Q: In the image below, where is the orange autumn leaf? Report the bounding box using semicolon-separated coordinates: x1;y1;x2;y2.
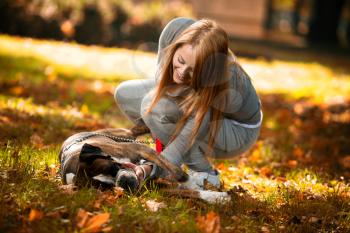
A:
296;192;305;201
93;200;101;209
83;212;110;233
28;209;44;221
339;155;350;169
76;209;90;229
113;187;125;198
293;147;304;158
81;104;90;115
60;20;75;37
260;166;272;177
196;211;220;233
95;190;123;207
287;160;298;168
250;149;261;162
276;176;287;182
9;86;24;95
215;163;228;172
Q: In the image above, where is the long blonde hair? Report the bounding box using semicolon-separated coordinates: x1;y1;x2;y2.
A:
147;19;232;155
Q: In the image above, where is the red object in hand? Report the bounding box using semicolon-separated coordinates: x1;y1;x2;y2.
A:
155;138;163;154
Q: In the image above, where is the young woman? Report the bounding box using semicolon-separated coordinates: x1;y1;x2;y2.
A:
114;17;263;189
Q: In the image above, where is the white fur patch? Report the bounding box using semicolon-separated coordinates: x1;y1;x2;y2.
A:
198;190;231;204
92;174;115;185
65;173;76;184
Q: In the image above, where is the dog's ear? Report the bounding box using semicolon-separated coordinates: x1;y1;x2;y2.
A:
79;143;106;164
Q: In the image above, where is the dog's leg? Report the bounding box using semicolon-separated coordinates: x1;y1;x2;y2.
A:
162;189;231;204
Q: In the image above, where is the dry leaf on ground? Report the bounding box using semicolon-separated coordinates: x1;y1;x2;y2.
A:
76;209;90;229
83;212;110;233
76;209;110;233
339;155;350;169
113;187;125;198
28;209;44;221
196;211;220;233
58;184;77;195
30;133;44;148
145;200;167;212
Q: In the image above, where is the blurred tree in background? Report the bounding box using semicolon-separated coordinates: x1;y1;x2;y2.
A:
0;0;193;49
1;0;349;49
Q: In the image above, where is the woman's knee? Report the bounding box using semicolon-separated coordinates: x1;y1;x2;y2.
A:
115;79;154;105
114;81;130;105
141;94;182;124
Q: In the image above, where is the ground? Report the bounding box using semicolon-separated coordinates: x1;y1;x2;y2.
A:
0;35;350;233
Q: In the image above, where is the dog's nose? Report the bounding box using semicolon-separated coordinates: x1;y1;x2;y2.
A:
116;169;138;192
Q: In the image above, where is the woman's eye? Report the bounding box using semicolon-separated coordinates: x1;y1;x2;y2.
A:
178;58;185;64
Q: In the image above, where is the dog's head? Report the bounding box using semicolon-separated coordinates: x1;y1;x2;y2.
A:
76;143;139;191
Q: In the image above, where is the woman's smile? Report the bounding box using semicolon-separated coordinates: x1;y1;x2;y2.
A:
175;70;185;82
172;44;195;84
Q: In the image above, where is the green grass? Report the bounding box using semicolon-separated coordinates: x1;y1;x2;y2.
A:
0;35;350;232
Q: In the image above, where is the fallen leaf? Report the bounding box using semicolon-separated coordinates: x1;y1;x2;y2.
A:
261;226;270;233
101;226;113;232
287;160;298;168
45;164;58;176
95;190;121;207
259;166;272;177
93;200;101;209
339;155;350;169
296;192;305;201
29;209;44;221
81;104;89;115
249;149;261;162
46;206;67;219
309;216;320;223
83;212;110;233
196;211;220;233
58;184;77;195
276;177;286;182
215;163;228;172
9;86;24;95
113;187;124;198
44;66;57;82
60;20;75;37
293;147;304;158
76;209;90;229
145;200;167;212
30;133;44;148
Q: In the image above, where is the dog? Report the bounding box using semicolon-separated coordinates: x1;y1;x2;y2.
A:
59;127;232;203
59;128;188;191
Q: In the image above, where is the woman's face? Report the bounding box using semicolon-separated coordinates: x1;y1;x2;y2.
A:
172;44;195;85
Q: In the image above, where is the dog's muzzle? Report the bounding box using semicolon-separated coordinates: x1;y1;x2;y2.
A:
115;168;139;191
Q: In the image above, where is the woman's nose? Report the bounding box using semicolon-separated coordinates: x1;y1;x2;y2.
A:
178;66;189;76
